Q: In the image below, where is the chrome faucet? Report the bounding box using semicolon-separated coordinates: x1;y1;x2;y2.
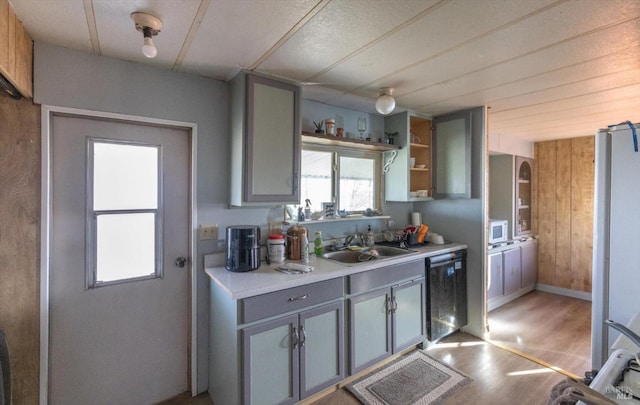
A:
344;233;364;247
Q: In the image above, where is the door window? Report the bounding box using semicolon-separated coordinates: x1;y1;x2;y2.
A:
86;139;162;287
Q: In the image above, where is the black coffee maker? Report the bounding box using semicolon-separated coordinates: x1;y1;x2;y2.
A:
225;225;261;272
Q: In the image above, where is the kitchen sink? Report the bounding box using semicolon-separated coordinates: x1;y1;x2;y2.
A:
321;245;417;265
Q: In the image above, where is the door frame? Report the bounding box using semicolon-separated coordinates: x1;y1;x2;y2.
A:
39;105;199;404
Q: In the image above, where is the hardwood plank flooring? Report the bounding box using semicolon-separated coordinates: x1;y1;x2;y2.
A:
488;290;592;376
311;333;567;405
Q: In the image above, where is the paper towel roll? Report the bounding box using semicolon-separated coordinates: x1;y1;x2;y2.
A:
411;212;422;226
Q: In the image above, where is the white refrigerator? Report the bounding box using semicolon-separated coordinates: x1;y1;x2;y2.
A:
592;122;640;368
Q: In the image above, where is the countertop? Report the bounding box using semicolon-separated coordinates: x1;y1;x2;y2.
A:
205;242;467;300
487;235;537;254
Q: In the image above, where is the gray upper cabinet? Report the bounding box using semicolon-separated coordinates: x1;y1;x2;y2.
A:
514;156;533;236
230;72;301;206
432;110;472;199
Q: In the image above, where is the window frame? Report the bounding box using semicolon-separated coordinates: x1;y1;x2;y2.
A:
301;144;382;213
85;138;164;289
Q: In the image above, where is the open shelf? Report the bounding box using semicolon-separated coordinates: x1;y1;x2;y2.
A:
302;131;401;152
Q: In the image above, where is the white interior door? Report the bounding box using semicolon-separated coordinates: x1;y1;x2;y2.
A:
49;114;191;404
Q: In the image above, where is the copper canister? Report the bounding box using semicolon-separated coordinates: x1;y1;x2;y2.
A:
286;224;307;260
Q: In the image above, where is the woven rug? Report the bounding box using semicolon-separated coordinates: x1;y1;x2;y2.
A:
346;351;472;405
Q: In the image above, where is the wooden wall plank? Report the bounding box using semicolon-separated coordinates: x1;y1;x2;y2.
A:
571;136;594;292
531;143;539;235
0;0;9;72
0;96;41;404
535;141;557;285
555;139;572;289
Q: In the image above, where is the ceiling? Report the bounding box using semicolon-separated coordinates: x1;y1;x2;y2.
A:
11;0;640;143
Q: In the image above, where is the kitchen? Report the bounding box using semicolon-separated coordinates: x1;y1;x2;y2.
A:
1;1;640;404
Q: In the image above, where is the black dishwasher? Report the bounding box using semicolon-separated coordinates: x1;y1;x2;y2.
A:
427;250;467;341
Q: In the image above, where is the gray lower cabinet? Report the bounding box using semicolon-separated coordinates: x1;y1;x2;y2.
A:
487;239;538;311
503;248;521;296
209;277;343;405
348;260;425;374
488;252;503;300
520;240;538;288
242;301;344;404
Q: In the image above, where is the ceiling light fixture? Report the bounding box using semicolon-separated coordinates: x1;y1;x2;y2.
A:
131;12;162;59
375;87;396;115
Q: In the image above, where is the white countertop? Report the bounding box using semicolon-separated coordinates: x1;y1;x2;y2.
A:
205;242;467;300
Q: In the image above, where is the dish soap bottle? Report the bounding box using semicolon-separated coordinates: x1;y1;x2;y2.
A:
314;231;323;256
366;225;375;247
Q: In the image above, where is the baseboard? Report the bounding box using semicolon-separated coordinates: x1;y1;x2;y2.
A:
535;283;592;301
488;286;534;312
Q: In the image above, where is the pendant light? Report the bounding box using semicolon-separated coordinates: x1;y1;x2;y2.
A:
131;12;162;59
375;87;396;115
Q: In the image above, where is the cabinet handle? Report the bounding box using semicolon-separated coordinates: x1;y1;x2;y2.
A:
299;325;306;347
292;327;299;349
292;173;298;193
289;294;309;302
392;297;398;313
386;296;393;314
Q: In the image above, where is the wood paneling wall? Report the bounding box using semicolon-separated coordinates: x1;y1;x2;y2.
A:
0;95;40;403
532;136;594;292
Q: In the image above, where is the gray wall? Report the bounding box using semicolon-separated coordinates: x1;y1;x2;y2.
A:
34;42;268;394
415;106;487;337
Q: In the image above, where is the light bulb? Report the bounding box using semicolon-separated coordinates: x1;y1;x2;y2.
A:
142;36;157;58
375;94;396;115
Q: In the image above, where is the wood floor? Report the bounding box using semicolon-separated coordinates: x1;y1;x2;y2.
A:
310;332;568;405
488;290;592;377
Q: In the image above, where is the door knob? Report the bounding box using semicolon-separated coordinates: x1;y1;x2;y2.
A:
175;257;188;268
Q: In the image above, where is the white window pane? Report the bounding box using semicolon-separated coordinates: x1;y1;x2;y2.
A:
93;142;159;210
340;156;375;211
301;150;332;206
96;213;156;283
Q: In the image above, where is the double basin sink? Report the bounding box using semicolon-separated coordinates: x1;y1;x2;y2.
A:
321;245;417;266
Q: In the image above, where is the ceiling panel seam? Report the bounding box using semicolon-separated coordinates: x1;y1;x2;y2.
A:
343;0;571;98
402;15;640;106
172;0;212;72
83;0;100;54
248;0;332;71
417;44;640;110
489;81;640;115
302;0;452;83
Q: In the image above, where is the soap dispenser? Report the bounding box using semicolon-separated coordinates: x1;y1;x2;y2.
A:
365;225;375;247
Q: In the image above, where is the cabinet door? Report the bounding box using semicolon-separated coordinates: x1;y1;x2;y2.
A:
242;314;299;405
392;278;426;352
432;110;472;199
488;252;504;299
299;301;344;399
245;74;301;203
348;289;391;374
514;156;533;236
521;241;538;288
503;248;522;296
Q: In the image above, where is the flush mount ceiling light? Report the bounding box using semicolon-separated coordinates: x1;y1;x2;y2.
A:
375;87;396;115
131;12;162;58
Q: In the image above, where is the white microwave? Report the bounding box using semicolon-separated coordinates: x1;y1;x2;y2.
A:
489;219;508;243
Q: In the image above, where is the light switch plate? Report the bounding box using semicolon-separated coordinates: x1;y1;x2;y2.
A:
200;225;218;240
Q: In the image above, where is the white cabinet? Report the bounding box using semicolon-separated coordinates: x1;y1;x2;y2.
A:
487;240;538;311
230;72;301;206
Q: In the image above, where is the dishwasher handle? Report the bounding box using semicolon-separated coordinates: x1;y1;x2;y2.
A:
429;251;465;266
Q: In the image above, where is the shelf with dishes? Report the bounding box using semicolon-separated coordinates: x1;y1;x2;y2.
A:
301;131;401;152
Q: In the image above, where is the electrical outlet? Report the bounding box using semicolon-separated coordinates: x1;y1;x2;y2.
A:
200;225;218;241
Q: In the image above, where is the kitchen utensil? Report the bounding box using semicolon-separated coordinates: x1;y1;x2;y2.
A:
410;157;416;168
415;164;426;168
409;191;418;198
417;224;429;244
